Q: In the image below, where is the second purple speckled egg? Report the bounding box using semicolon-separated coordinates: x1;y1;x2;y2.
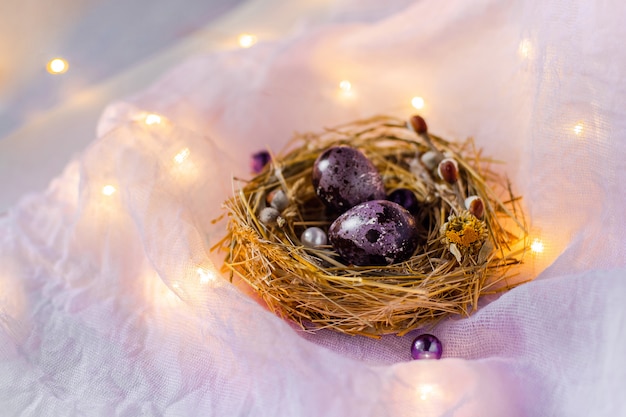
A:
312;146;385;213
328;200;419;266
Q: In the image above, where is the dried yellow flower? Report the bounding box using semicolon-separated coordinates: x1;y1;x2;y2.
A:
440;210;488;262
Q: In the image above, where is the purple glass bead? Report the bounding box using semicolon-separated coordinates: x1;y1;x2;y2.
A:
388;188;420;215
411;334;442;360
251;150;271;173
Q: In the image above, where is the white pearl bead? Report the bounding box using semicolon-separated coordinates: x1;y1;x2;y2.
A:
301;227;328;248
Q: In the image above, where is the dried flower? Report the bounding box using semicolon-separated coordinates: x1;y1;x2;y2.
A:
440;210;488;262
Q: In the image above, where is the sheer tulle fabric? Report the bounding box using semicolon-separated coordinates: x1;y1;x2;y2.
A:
1;0;625;415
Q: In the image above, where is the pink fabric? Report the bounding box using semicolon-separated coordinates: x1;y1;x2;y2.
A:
2;0;626;415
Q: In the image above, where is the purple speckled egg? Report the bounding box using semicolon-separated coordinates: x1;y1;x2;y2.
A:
328;200;419;266
312;146;385;213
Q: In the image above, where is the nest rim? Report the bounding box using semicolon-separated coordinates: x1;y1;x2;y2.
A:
218;115;529;337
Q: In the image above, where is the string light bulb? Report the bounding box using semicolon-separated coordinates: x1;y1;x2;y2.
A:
530;238;544;254
46;58;69;74
101;185;116;196
238;33;257;48
144;114;162;126
417;384;436;401
518;39;532;59
197;267;217;284
337;80;355;100
573;122;584;136
173;148;190;164
339;80;352;92
411;96;425;110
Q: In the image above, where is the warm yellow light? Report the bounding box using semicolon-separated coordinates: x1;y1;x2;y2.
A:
573;122;584;136
518;39;532;58
411;96;425;110
197;267;217;284
46;58;69;74
530;238;544;254
173;148;190;164
101;185;116;196
418;384;436;401
339;80;352;92
238;33;257;48
145;114;162;125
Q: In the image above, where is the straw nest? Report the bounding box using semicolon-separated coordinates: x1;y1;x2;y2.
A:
217;115;528;337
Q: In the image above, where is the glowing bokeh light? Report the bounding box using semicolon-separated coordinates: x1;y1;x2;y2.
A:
530;238;544;254
197;267;217;284
573;122;584;136
411;96;425;110
518;39;532;58
339;80;352;92
144;114;162;125
101;185;116;196
173;148;190;164
238;33;258;48
46;58;69;74
417;384;436;401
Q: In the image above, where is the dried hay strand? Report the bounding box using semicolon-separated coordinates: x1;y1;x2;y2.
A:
217;115;528;337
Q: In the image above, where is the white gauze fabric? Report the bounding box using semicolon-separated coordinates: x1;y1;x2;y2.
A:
1;0;626;416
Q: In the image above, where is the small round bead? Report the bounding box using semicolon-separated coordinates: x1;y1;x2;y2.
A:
408;115;428;135
251;150;271;174
411;334;442;360
387;188;420;215
301;227;328;248
437;158;459;184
